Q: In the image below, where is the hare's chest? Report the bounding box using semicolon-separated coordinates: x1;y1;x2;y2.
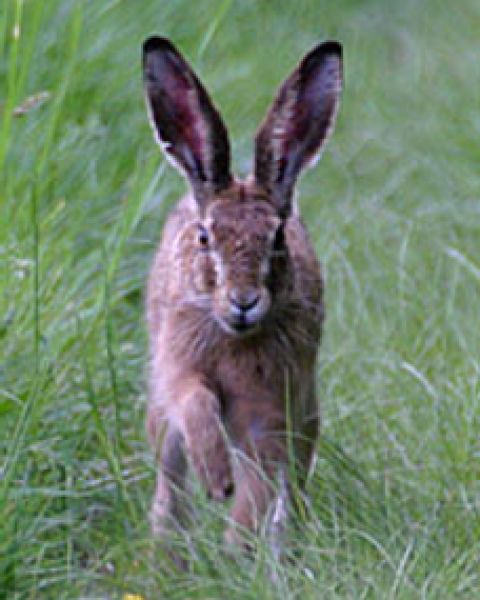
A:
215;344;288;410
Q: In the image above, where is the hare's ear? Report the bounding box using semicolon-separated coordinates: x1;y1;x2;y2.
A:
254;41;342;217
143;37;232;209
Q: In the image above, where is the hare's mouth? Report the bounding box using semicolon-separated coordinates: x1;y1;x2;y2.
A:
216;314;260;338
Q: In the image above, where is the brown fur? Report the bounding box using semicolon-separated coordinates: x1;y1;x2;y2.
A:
142;36;342;551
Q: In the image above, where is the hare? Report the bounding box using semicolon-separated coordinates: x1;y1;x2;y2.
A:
142;36;342;551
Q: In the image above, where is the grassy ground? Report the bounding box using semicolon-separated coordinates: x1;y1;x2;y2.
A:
1;0;480;597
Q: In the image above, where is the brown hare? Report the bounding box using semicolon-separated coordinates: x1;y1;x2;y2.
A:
142;36;342;552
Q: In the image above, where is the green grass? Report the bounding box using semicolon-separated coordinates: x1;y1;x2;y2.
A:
1;0;480;597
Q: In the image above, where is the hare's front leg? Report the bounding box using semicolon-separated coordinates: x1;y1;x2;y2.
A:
178;380;234;501
150;423;187;536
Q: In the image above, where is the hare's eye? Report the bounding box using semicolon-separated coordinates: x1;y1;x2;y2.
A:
197;225;209;248
273;224;285;252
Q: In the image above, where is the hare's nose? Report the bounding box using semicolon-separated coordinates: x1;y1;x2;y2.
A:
229;288;260;312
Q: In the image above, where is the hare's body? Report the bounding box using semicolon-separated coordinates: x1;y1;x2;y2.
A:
142;37;342;549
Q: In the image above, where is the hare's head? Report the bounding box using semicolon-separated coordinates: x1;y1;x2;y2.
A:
143;37;342;336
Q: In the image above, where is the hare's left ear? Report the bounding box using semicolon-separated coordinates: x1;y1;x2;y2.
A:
143;37;232;210
254;41;342;217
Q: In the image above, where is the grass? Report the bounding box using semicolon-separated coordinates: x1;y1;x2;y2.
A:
1;0;479;597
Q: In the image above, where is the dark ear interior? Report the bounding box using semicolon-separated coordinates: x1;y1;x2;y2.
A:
143;37;232;207
254;41;343;217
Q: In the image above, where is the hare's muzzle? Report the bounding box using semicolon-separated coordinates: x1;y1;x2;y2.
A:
218;286;270;336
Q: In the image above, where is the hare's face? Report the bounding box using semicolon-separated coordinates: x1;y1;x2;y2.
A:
192;193;286;337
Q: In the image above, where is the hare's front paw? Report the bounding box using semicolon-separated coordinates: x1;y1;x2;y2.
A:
182;386;234;500
189;424;234;501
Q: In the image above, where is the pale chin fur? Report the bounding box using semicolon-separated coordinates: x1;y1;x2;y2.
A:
214;314;261;338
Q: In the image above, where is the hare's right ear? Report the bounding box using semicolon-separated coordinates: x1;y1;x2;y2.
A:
143;37;232;209
254;41;342;218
